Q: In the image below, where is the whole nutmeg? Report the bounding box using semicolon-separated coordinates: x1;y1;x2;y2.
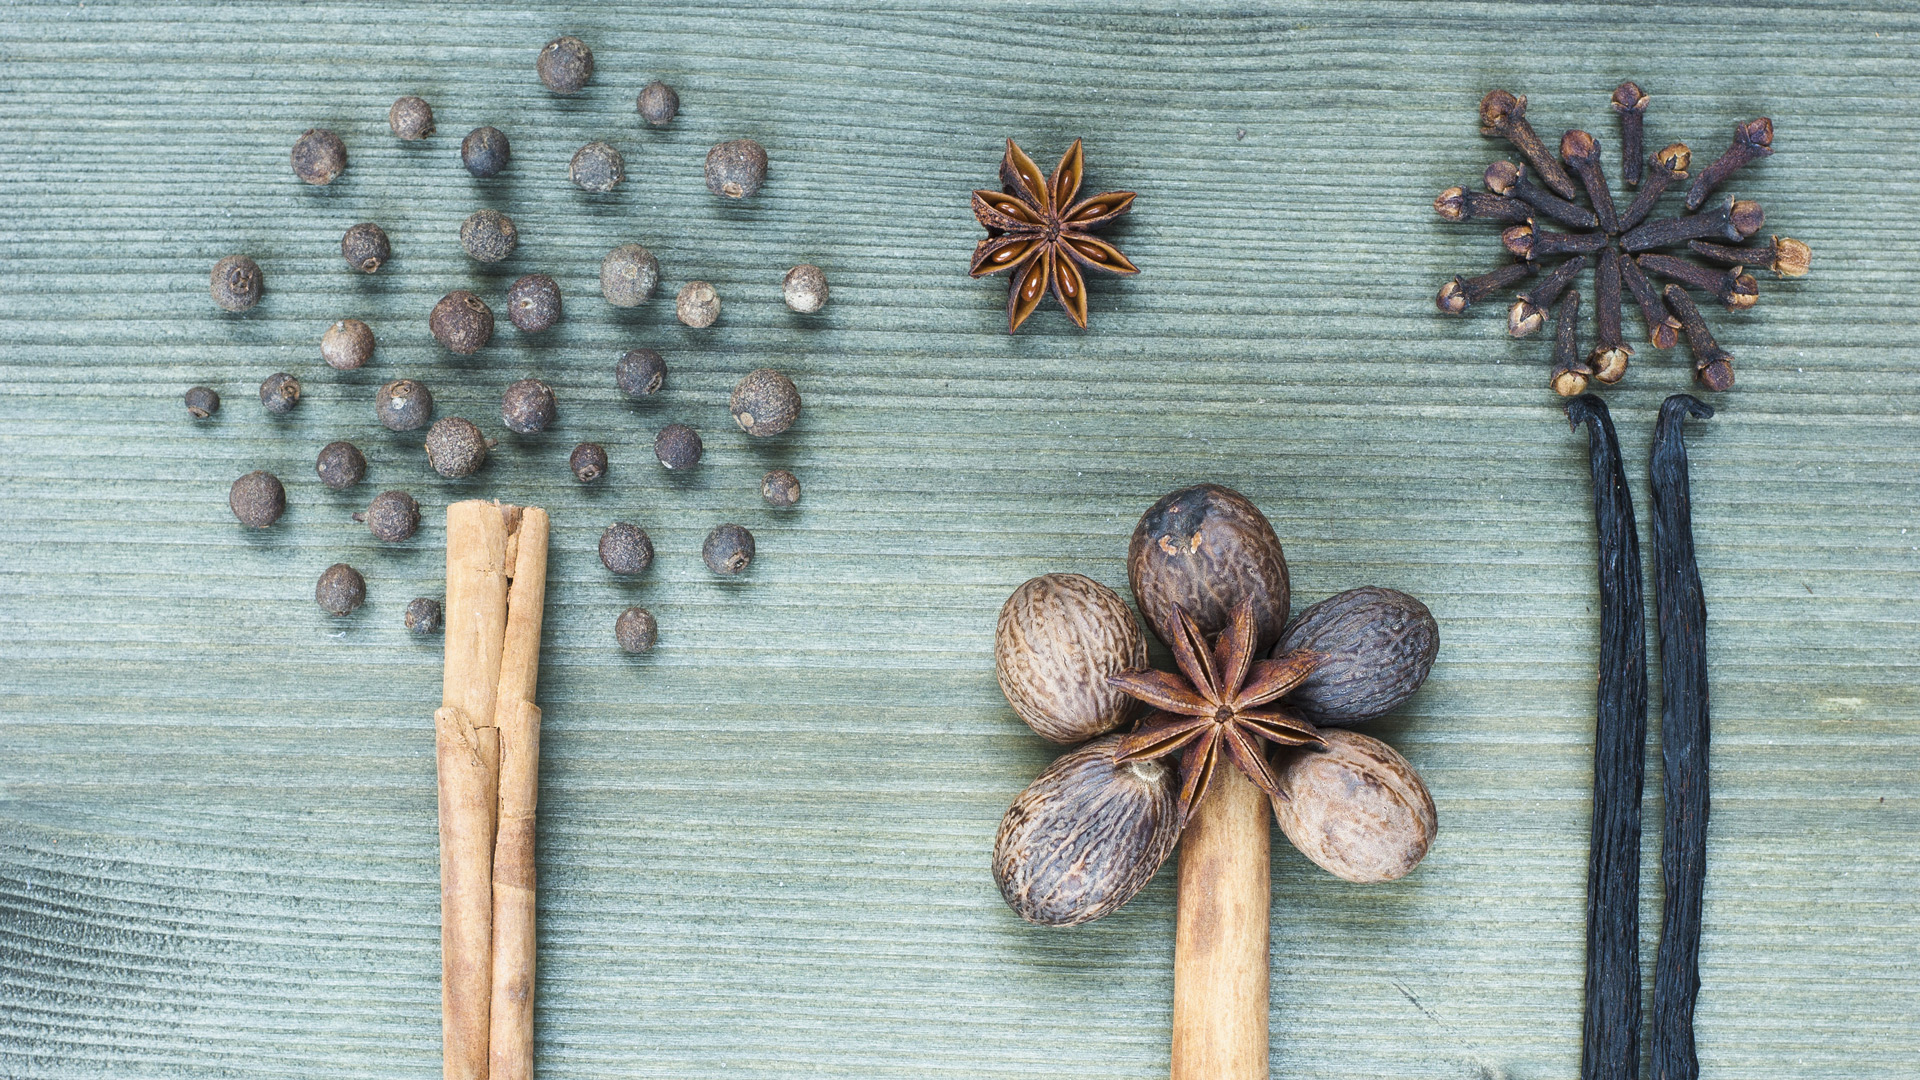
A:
616;348;666;398
210;254;262;312
376;378;433;432
705;138;767;198
600;243;659;307
995;574;1146;744
389;96;434;140
1271;728;1437;883
315;563;367;616
537;35;593;94
783;264;829;313
636;81;678;126
424;417;490;478
321;318;375;370
460;209;517;263
500;378;557;435
430;290;494;354
355;489;420;543
570;141;625;193
675;281;720;327
291;128;346;185
729;368;800;436
506;274;561;332
1275;587;1439;726
1129;483;1290;654
992;735;1180;927
340;222;390;273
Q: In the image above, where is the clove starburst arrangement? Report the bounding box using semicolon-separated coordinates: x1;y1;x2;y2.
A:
1434;85;1811;395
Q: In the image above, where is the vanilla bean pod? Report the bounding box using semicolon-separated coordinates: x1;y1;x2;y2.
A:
1649;394;1714;1080
1565;394;1647;1080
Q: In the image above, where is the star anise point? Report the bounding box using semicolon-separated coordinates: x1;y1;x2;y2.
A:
971;138;1137;333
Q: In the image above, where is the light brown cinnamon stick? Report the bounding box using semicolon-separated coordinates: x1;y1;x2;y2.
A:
489;507;548;1080
1172;765;1270;1080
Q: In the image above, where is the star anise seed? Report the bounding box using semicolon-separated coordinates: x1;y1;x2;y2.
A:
970;138;1138;333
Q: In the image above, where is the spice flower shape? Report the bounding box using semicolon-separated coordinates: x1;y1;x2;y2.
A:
970;138;1137;333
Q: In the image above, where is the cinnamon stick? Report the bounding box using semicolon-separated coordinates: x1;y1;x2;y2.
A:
490;508;549;1080
1172;766;1270;1080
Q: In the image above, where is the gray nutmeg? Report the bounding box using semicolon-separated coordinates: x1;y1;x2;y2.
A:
1273;587;1438;726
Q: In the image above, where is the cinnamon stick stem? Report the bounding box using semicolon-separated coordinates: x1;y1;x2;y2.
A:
1172;765;1270;1080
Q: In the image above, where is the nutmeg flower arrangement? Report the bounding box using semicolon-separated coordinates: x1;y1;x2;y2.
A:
992;483;1440;1077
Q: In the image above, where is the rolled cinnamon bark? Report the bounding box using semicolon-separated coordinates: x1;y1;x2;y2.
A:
1172;766;1270;1080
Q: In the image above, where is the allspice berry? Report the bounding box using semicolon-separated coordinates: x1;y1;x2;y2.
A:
761;469;800;507
259;372;301;415
1128;483;1291;653
389;96;435;140
291;128;346;185
506;274;561;332
636;81;678;126
599;522;654;575
210;255;262;312
569;141;625;193
702;523;754;575
376;379;433;432
537;35;593;94
315;563;367;616
315;440;367;490
615;607;658;652
404;597;443;635
569;442;608;483
430;290;494;354
462;126;510;178
783;264;829;313
500;378;557;435
1271;729;1437;884
615;348;666;398
600;243;659;307
355;489;421;542
424;417;490;478
321;319;375;371
994;573;1147;744
705;138;767;198
675;281;720;327
229;470;286;528
459;209;517;263
340;222;390;273
729;368;800;436
184;386;221;419
654;423;702;470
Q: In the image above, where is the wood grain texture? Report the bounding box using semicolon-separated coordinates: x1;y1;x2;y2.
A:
1;2;1917;1078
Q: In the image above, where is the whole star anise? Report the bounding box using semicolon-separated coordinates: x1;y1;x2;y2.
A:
1108;597;1324;825
970;138;1138;333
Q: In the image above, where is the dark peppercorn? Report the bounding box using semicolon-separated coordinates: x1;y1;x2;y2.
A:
260;372;302;415
600;243;659;307
637;81;678;126
430;290;494;354
355;489;421;542
459;209;517;263
291;128;347;185
705;138;767;198
340;222;390;273
210;254;262;312
424;417;491;478
537;36;593;94
506;274;561;332
500;378;557;435
616;348;666;398
569;442;608;483
615;607;658;652
315;440;367;490
762;469;801;507
702;523;755;575
321;318;375;370
730;368;801;436
229;470;286;528
570;141;625;193
675;281;720;327
462;126;511;178
405;596;443;634
783;264;829;312
390;96;435;140
599;522;654;575
376;378;434;431
315;563;367;616
654;423;702;470
184;386;221;419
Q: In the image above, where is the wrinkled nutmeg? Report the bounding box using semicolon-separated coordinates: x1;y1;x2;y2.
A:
1275;587;1439;726
1128;483;1290;653
1270;728;1437;884
992;735;1180;927
995;573;1146;744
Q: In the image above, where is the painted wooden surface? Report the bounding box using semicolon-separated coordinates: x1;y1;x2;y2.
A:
2;3;1916;1077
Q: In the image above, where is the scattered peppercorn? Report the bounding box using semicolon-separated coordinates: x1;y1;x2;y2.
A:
636;81;678;126
405;596;443;635
430;290;494;354
615;348;666;398
569;442;608;482
339;222;390;274
315;563;367;616
675;281;720;327
389;96;435;140
462;126;511;178
730;368;801;436
615;606;658;652
321;318;375;371
702;523;755;575
355;489;421;542
705;138;767;198
259;372;302;415
291;128;347;185
210;254;262;312
376;378;434;431
424;417;490;478
537;35;593;94
500;378;557;435
654;423;702;470
600;243;659;307
599;522;654;575
459;209;518;263
315;440;367;490
184;386;220;420
782;264;829;313
506;274;561;332
569;141;625;193
761;469;800;507
229;470;286;528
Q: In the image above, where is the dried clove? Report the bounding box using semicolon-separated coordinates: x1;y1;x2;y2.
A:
1484;160;1597;230
1619;252;1683;350
1622;195;1763;253
1480;90;1578;199
1590;247;1631;385
1611;82;1650;188
1436;261;1534;315
1663;285;1735;392
1502;222;1608;261
1508;254;1587;338
1559;130;1619;234
1686;118;1772;212
1618;143;1690;233
1637;253;1758;311
1434;186;1533;224
1548;290;1589;397
1688;236;1811;278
